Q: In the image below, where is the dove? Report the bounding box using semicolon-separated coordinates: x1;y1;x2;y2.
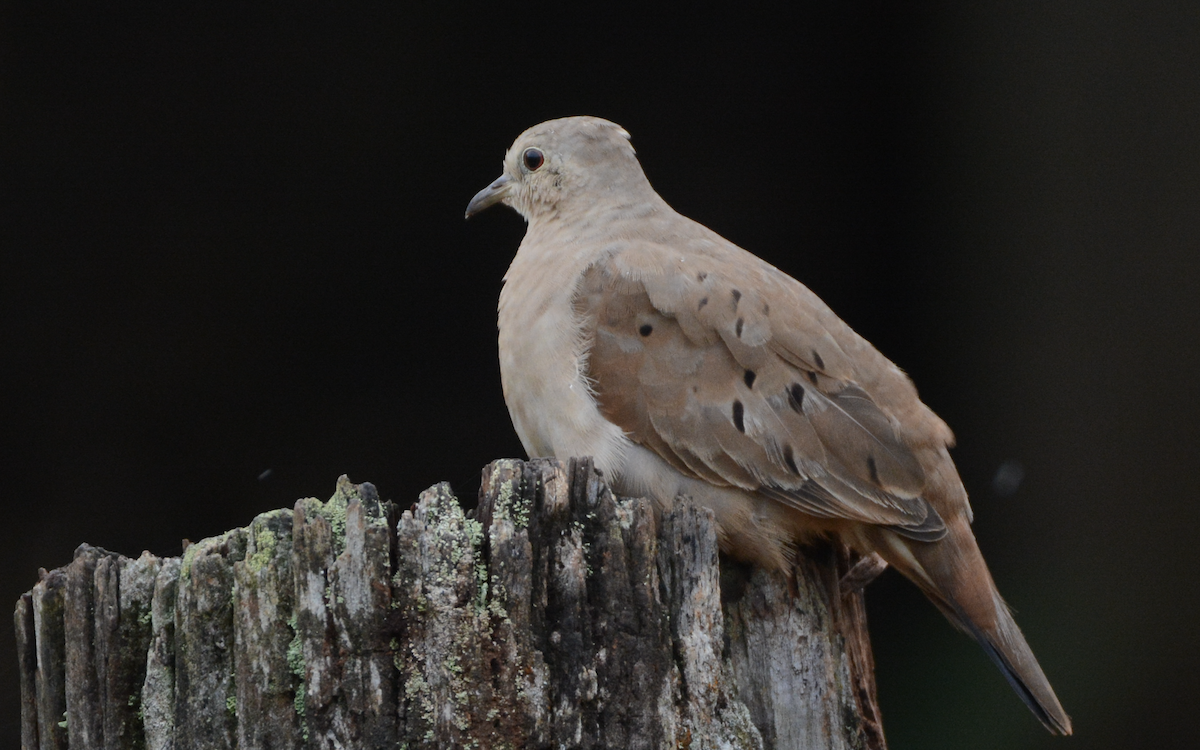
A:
465;116;1071;735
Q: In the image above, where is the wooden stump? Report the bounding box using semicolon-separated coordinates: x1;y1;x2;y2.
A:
14;458;885;750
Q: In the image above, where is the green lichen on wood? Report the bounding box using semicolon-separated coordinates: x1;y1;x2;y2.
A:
179;528;247;583
464;517;490;612
487;469;531;529
178;540;199;584
296;492;348;556
285;612;308;740
294;476;374;558
394;483;501;745
245;517;281;574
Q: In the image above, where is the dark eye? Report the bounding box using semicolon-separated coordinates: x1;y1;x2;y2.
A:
523;148;544;171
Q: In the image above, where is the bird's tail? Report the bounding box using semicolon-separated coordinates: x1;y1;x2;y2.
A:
871;521;1073;735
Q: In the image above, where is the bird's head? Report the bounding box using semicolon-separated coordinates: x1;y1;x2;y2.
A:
465;116;656;223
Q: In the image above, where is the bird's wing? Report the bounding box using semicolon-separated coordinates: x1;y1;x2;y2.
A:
574;237;949;540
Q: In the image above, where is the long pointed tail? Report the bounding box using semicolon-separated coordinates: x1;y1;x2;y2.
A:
953;590;1072;734
871;521;1073;735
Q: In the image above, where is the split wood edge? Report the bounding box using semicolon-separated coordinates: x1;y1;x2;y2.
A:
15;458;885;750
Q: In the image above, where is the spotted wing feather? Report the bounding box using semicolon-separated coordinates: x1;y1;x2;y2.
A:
576;241;948;540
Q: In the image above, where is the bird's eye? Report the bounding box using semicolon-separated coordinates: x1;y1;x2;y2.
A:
523;148;544;171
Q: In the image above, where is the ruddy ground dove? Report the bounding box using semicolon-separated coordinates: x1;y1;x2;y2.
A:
466;116;1070;735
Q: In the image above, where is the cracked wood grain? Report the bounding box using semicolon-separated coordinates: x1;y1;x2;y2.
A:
16;459;885;750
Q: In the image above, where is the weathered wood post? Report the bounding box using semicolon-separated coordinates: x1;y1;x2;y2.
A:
15;458;886;749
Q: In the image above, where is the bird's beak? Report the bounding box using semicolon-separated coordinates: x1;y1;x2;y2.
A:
465;174;513;219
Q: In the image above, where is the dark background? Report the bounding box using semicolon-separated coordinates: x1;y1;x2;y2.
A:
3;2;1197;747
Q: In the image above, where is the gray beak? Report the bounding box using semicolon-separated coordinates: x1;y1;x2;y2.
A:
464;174;513;219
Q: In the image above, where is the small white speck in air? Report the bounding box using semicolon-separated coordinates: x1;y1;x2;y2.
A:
992;460;1025;497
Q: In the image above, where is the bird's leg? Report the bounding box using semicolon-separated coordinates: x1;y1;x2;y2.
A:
839;552;889;595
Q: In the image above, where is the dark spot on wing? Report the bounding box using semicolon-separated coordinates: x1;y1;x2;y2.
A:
807;371;818;385
639;324;653;337
812;350;825;370
731;289;742;309
743;370;756;388
784;445;800;475
735;317;744;338
698;297;708;310
867;455;881;486
732;401;745;433
788;383;805;412
698;271;708;282
762;303;770;315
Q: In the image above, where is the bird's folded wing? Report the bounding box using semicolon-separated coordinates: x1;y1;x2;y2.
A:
574;240;947;540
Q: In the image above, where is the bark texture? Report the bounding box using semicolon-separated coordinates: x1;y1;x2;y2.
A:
15;458;885;750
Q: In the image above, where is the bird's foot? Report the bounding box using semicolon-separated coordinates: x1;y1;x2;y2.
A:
839;552;888;595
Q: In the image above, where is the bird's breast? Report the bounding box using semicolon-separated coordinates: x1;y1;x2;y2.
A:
497;234;630;476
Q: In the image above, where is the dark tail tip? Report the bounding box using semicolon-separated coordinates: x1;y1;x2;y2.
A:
956;598;1072;735
976;634;1073;735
